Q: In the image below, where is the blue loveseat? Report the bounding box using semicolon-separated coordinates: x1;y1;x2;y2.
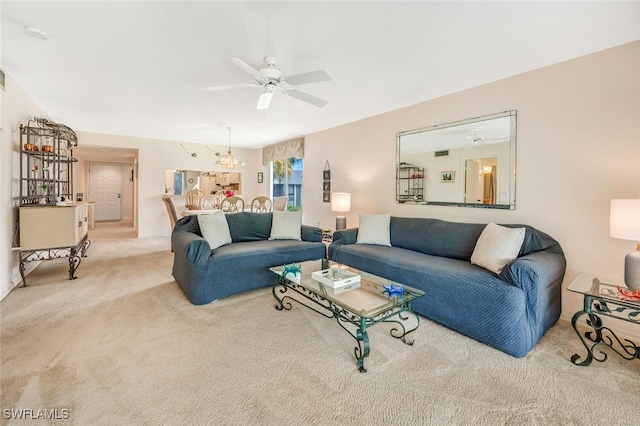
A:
172;213;326;305
328;217;566;358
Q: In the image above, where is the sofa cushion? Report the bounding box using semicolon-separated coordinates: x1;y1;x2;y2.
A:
471;222;525;274
225;212;272;242
356;213;391;246
212;239;323;265
388;217;559;261
197;211;232;249
270;211;302;240
390;217;485;260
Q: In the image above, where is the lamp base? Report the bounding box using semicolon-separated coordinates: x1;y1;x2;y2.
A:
336;216;346;231
624;250;640;290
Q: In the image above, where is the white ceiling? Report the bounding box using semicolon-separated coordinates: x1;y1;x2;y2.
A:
2;1;639;150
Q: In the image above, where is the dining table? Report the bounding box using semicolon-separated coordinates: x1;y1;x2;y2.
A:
180;209;221;217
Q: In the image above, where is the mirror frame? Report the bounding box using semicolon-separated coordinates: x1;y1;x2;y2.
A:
396;110;517;209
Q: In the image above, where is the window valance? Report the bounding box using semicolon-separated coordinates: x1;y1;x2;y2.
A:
262;138;304;165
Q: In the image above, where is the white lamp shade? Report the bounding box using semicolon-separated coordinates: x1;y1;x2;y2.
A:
331;192;351;213
610;199;640;241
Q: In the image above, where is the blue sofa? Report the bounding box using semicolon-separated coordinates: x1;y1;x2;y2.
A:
328;217;566;358
172;213;326;305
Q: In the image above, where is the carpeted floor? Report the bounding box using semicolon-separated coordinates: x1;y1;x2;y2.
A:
1;236;639;425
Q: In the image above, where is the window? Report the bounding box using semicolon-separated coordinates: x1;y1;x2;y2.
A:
272;157;303;211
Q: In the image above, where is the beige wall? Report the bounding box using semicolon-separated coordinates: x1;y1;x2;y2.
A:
75;131;263;239
303;41;640;326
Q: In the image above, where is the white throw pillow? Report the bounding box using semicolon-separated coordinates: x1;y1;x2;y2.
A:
356;213;391;246
270;211;302;240
198;211;232;250
471;222;526;275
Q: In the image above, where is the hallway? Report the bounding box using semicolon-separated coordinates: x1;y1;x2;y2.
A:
88;220;136;241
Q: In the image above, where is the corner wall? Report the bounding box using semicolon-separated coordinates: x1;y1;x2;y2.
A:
302;41;640;325
1;73;49;300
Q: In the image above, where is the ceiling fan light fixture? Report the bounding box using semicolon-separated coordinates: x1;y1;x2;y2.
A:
215;127;244;169
257;84;275;110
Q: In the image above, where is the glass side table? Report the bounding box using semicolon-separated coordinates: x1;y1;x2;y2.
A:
568;273;640;366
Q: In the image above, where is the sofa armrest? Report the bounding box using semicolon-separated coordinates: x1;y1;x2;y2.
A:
172;230;212;265
499;250;566;329
500;251;565;291
301;225;323;242
331;228;358;245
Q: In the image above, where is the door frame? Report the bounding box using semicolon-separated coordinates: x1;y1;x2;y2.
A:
87;162;131;222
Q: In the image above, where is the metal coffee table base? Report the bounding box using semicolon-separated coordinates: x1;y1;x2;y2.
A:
273;276;420;373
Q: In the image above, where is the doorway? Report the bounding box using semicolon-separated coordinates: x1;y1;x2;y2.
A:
464;157;497;205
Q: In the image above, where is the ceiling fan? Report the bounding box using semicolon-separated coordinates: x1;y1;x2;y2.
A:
203;56;332;110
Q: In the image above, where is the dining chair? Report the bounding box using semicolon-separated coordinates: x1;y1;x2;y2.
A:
250;196;272;213
220;196;245;213
207;195;222;210
185;189;206;210
161;195;179;251
273;196;288;211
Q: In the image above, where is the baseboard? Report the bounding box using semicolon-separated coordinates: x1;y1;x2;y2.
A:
10;261;40;287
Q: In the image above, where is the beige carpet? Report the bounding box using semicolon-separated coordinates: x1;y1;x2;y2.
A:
1;236;639;425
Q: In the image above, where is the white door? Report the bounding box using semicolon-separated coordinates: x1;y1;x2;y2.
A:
90;164;122;221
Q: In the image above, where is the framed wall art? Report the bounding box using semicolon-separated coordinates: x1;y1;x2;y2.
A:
323;161;331;203
441;171;455;183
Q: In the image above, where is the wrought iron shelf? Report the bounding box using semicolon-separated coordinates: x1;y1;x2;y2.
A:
19;117;77;206
17;117;90;286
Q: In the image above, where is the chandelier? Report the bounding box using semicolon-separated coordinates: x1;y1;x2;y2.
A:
216;127;244;169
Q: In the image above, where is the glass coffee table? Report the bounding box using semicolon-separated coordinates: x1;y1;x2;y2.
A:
270;259;425;373
568;273;640;366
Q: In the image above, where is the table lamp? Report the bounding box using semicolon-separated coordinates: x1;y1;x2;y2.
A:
610;199;640;290
331;192;351;230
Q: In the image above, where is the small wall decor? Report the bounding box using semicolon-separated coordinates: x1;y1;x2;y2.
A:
257;172;263;183
323;161;331;203
441;171;455;183
180;143;197;158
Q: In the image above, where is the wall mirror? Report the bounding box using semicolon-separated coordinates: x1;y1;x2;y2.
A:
396;110;516;209
165;170;242;195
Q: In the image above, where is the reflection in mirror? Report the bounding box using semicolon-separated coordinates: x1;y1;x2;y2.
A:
397;110;516;209
165;170;242;195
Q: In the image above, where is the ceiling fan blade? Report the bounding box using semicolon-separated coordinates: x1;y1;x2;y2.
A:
286;89;328;108
202;83;259;91
226;56;264;79
257;90;274;110
285;70;332;86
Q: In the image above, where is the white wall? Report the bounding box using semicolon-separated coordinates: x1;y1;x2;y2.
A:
303;41;640;326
